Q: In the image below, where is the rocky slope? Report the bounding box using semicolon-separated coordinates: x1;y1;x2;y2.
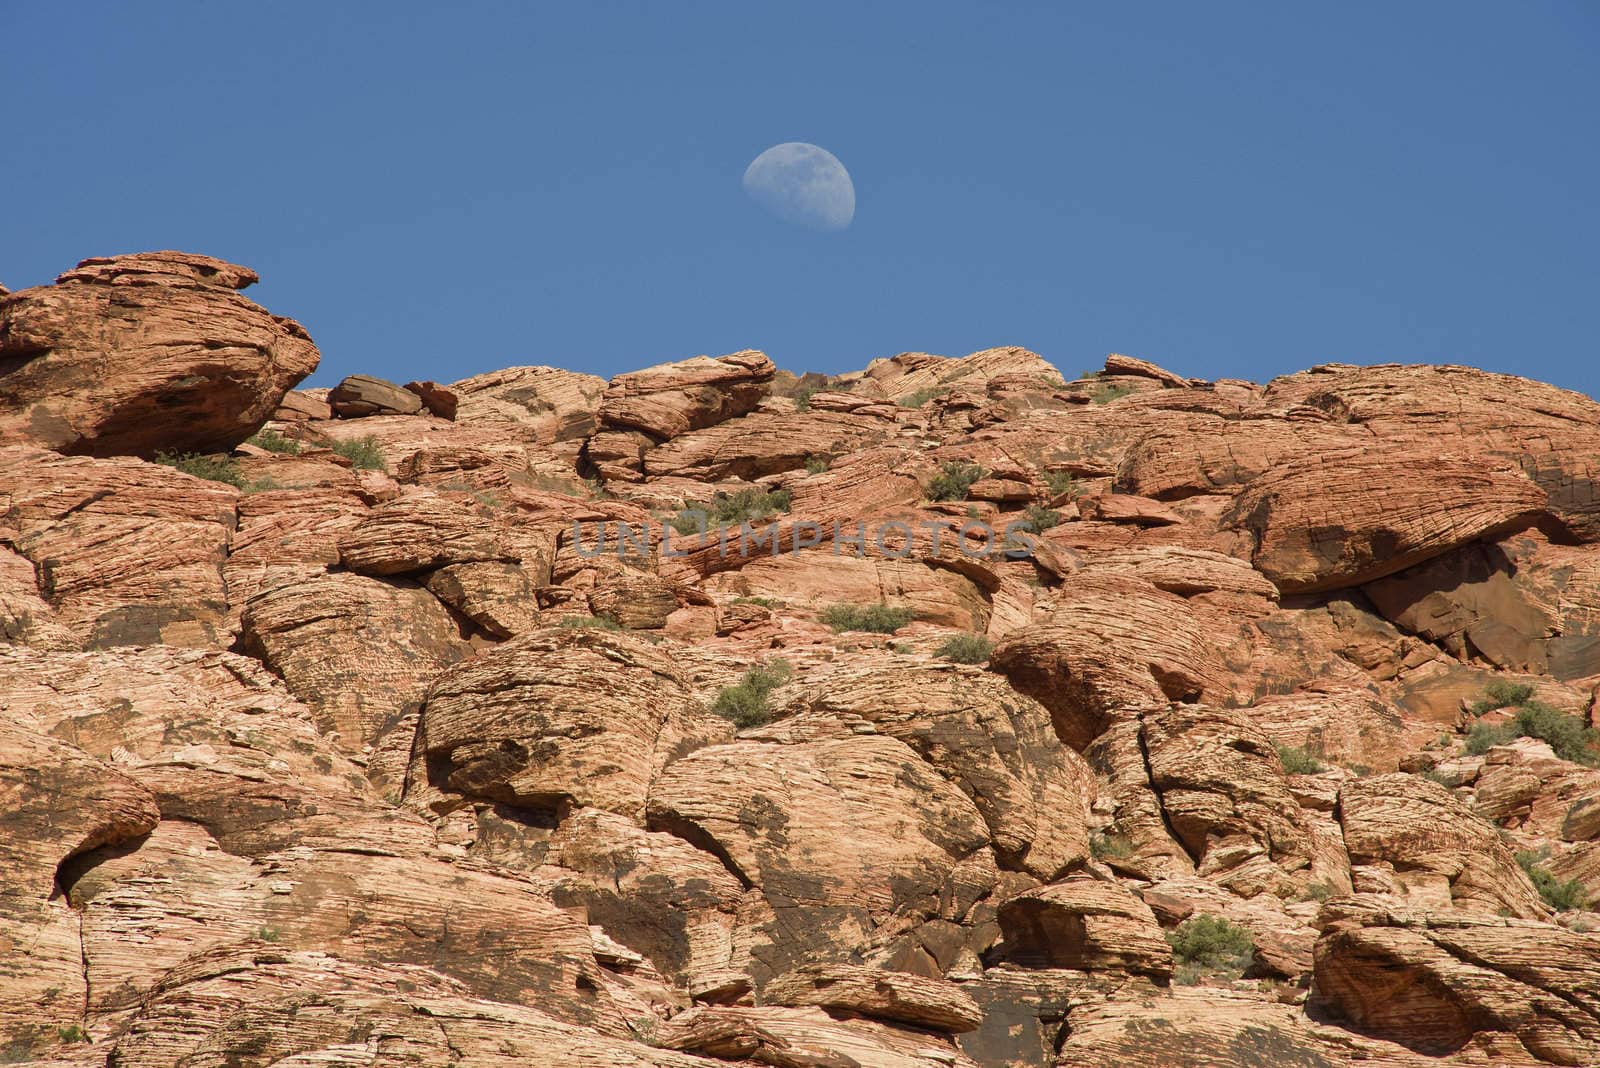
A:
4;251;1600;1066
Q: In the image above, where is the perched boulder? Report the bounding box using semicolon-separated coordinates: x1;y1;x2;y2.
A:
762;963;983;1033
599;349;775;441
328;373;425;417
996;876;1174;978
0;251;318;456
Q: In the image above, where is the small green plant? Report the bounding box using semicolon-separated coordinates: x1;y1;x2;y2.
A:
56;1025;88;1044
155;451;247;488
1090;830;1134;862
936;633;993;664
1077;368;1102;380
1012;505;1061;533
1516;848;1587;911
899;385;950;407
1297;881;1336;903
804;456;830;474
730;595;780;608
246;428;301;454
1043;469;1084;499
671;487;793;535
1469;680;1537;717
557;614;622;631
819;602;915;634
793;384;820;411
1276;745;1325;775
711;660;793;729
1166;915;1254;981
1091;383;1135;405
330;435;387;471
928;461;986;502
256;926;280;942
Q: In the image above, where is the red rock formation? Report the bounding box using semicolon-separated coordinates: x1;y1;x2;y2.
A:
0;252;318;455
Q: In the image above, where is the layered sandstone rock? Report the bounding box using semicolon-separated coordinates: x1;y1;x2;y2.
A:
599;349;775;441
0;251;318;455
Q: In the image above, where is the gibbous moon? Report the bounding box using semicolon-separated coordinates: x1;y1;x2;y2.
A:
742;143;855;231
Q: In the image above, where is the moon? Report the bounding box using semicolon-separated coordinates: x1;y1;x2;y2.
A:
742;143;855;231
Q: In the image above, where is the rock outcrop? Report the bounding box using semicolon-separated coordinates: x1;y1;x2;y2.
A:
6;288;1600;1067
0;252;318;456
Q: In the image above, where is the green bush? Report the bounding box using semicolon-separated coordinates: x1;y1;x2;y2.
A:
1276;745;1325;775
1516;848;1587;911
804;456;830;474
1465;721;1514;755
898;385;949;407
1298;881;1336;903
1043;469;1084;499
936;633;993;663
1012;505;1061;533
557;615;622;631
1513;701;1599;765
1077;369;1102;380
1090;831;1133;861
1462;700;1599;764
731;596;780;608
155;451;247;488
1469;680;1536;717
330;435;387;471
56;1026;88;1044
711;660;793;729
671;487;792;535
1166;915;1254;979
1091;383;1134;405
928;461;985;502
246;428;301;454
792;383;821;412
819;603;914;634
256;926;280;942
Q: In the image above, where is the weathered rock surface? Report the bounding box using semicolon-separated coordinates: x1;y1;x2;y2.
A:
600;349;775;441
0;251;318;456
10;301;1600;1066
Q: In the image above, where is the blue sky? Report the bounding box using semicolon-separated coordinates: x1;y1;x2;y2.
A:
6;2;1598;396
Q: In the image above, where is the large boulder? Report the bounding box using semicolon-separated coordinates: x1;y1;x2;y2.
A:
599;349;775;442
1225;448;1549;594
0;251;318;456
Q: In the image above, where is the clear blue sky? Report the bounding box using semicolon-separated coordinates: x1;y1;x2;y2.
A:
6;2;1597;396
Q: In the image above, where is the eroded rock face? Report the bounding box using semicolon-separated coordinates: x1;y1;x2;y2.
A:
0;446;236;649
12;316;1600;1066
0;252;318;456
1314;897;1600;1063
418;630;729;822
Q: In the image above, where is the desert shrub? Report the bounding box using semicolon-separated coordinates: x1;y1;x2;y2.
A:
1462;699;1599;764
1077;369;1102;380
1091;383;1134;405
1043;469;1084;499
731;595;780;608
804;456;830;474
1516;848;1587;911
711;660;793;729
1276;745;1325;775
1465;721;1515;755
246;428;301;454
899;386;950;407
1166;915;1254;979
928;461;985;502
819;603;914;634
936;633;993;663
330;435;387;471
56;1026;88;1044
1012;505;1061;533
671;487;792;535
1297;881;1336;903
1512;701;1600;765
1469;680;1536;716
793;383;819;411
155;451;246;488
1090;830;1133;861
556;615;621;631
256;926;280;942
